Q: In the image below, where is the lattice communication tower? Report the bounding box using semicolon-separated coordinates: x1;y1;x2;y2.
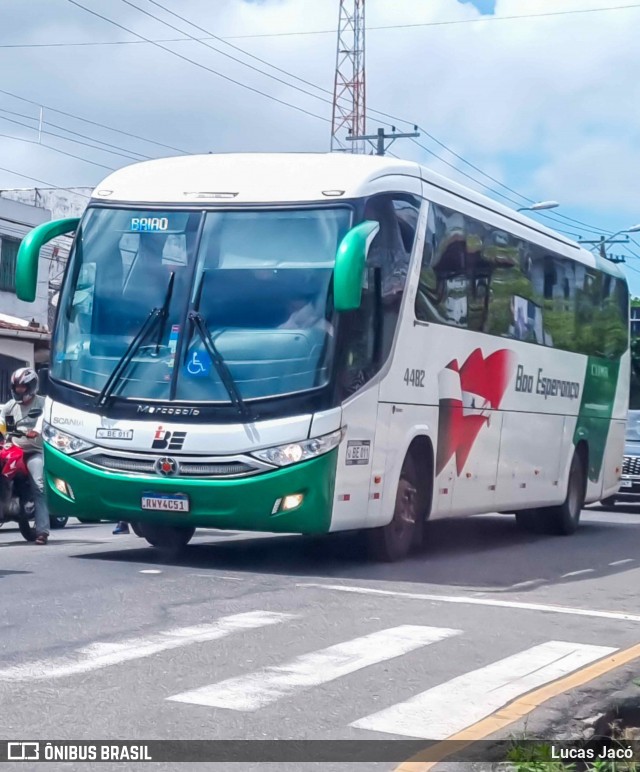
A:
330;0;366;153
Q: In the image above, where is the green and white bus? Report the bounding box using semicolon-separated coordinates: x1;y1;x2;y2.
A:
16;153;629;561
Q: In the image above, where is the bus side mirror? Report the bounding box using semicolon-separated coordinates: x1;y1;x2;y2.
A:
333;220;380;312
16;217;80;302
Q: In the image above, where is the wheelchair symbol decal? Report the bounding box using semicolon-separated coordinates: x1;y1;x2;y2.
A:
185;350;211;377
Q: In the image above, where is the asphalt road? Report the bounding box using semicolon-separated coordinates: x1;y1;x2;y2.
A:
2;505;640;771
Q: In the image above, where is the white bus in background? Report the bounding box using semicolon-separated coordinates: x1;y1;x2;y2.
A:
16;153;629;561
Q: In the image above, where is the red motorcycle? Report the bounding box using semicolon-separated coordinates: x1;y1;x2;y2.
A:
0;408;43;542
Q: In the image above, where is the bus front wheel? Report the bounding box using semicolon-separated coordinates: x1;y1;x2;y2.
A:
367;453;423;562
140;523;196;555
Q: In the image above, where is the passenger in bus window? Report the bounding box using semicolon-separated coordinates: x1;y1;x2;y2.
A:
278;293;333;335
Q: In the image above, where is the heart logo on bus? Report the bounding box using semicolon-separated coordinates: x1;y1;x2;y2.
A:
436;348;516;476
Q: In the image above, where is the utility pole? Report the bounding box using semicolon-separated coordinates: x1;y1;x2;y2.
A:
578;235;629;263
345;125;421;156
330;0;366;153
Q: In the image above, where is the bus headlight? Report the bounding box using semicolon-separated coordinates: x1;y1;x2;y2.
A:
251;428;344;467
43;422;94;455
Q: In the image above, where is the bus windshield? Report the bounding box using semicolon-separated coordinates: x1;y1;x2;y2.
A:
51;206;352;403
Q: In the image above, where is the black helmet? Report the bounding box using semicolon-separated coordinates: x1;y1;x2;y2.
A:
11;367;38;404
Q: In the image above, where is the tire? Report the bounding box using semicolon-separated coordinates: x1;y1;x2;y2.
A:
516;450;586;536
139;522;195;555
367;453;423;562
50;516;68;529
18;516;36;542
601;496;617;508
130;521;144;538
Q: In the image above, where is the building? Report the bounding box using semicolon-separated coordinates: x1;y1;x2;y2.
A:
0;195;51;327
0;187;91;330
0;195;57;394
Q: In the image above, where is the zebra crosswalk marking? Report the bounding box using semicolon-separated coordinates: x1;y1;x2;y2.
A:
0;611;294;682
350;640;616;739
167;624;461;711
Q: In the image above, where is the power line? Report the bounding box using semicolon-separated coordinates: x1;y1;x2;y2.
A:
411;125;614;235
366;108;616;235
0;165;92;197
225;2;640;36
0;110;145;162
0;128;116;171
66;0;331;124
123;0;336;107
0;87;188;155
0;106;151;160
3;3;640;48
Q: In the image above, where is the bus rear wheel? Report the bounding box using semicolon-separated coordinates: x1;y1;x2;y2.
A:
516;450;586;536
367;453;422;562
140;523;195;555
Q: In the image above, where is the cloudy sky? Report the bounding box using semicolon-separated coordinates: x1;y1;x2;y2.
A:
2;0;640;291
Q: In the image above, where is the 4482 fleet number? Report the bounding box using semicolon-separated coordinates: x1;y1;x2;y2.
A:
403;368;425;387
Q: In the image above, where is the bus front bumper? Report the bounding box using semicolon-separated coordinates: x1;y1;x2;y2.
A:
44;445;337;534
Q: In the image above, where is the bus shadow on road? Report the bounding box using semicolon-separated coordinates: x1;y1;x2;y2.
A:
0;569;31;579
74;511;640;593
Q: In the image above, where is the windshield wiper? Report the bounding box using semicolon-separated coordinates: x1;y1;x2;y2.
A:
185;269;250;421
153;271;175;356
188;311;251;421
96;273;175;408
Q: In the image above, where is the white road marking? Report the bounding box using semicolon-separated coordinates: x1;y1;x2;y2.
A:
583;512;640;525
561;569;595;578
351;640;616;739
610;559;634;566
0;611;294;682
508;579;545;589
167;625;460;711
139;569;162;574
193;575;244;581
299;583;640;623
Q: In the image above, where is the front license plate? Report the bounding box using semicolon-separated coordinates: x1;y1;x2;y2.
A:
141;493;190;512
621;480;633;488
96;428;133;440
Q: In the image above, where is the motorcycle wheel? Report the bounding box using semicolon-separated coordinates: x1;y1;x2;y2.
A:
18;517;36;542
50;516;69;529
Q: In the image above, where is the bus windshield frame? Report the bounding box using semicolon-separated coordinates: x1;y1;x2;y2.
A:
51;204;354;406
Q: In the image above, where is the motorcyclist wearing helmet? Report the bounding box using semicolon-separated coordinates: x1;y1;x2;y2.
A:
0;367;49;544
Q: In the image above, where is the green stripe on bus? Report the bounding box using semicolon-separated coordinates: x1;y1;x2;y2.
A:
573;356;620;482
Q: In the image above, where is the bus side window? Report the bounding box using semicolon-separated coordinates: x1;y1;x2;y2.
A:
415;204;468;328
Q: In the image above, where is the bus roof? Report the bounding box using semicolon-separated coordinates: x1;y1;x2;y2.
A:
90;152;626;282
